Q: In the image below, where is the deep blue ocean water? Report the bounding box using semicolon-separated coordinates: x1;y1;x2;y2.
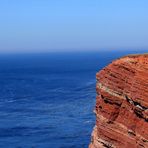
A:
0;50;147;148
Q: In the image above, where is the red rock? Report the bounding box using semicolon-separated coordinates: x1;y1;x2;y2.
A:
89;54;148;148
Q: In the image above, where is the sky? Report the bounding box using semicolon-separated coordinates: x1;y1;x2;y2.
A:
0;0;148;53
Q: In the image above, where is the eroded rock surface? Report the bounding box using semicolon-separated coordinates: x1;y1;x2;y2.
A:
90;54;148;148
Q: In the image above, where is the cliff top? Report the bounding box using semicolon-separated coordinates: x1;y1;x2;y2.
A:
97;53;148;108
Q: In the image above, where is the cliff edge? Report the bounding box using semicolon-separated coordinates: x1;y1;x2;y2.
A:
89;54;148;148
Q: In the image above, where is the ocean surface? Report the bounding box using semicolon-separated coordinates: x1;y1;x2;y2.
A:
0;50;147;148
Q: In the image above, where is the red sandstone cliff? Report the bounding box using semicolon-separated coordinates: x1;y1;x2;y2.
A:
90;54;148;148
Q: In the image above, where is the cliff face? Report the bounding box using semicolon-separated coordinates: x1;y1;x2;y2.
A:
90;54;148;148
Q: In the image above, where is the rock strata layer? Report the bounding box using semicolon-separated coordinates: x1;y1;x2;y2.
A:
90;54;148;148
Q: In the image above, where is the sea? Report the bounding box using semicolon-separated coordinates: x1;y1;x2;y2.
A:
0;50;147;148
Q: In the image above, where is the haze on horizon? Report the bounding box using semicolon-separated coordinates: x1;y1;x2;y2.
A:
0;0;148;53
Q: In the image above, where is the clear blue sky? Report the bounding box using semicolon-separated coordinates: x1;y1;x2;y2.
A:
0;0;148;52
